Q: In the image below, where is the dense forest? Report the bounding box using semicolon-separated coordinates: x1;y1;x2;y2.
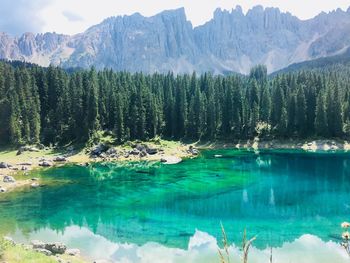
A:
0;61;350;146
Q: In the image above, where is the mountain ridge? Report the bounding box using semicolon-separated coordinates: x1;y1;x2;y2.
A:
1;5;350;74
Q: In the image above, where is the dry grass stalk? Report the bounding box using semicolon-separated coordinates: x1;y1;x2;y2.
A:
218;224;257;263
242;229;256;263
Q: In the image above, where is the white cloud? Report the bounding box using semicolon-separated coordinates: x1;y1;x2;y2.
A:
2;0;350;35
0;0;53;36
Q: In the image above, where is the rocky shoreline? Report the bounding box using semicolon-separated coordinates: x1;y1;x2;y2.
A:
0;141;199;194
1;139;349;194
2;236;82;263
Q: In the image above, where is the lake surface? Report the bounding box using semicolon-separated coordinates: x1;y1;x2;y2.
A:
1;149;350;262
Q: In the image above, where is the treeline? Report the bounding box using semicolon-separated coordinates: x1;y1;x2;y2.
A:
0;62;350;146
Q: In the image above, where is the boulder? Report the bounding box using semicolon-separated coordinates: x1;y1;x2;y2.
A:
35;248;52;256
139;150;147;157
65;248;80;256
188;146;199;156
0;162;9;168
91;144;109;156
31;183;40;188
3;175;16;183
45;242;67;254
106;148;117;156
135;144;146;152
39;161;52;167
31;240;46;249
146;147;158;155
53;156;67;162
130;149;140;155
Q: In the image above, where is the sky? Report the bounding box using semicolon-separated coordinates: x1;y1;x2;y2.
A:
1;0;350;36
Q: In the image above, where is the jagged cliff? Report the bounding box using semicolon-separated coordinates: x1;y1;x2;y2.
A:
1;6;350;74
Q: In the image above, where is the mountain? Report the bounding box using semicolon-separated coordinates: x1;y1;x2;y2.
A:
1;6;350;74
273;47;350;74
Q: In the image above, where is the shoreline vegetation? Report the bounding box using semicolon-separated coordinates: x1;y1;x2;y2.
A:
0;138;349;194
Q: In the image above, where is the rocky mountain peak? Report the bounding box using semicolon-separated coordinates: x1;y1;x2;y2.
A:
0;6;350;74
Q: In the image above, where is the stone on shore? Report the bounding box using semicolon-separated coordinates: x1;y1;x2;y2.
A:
45;242;67;254
53;156;67;162
0;186;7;193
39;161;52;167
3;175;16;183
0;162;9;168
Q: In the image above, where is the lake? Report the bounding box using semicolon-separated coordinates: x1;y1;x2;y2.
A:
1;149;350;262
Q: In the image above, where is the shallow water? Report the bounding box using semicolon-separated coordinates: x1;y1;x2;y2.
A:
1;149;350;262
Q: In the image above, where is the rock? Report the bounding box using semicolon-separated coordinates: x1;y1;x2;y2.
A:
214;155;223;158
0;186;7;193
21;166;28;171
160;156;182;165
45;242;67;254
135;144;146;152
130;149;140;155
31;240;46;249
53;156;67;162
39;161;52;167
139;150;147;158
65;248;80;256
0;162;9;168
31;178;39;181
106;148;117;156
31;183;40;188
35;248;52;256
188;146;199;156
146;147;158;155
19;162;32;166
3;175;16;183
91;144;108;156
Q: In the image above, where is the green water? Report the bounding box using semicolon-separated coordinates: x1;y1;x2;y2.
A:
1;149;350;261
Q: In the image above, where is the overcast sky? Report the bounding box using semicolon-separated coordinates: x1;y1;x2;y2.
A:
1;0;350;36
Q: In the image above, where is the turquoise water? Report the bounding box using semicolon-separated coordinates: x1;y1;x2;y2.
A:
1;149;350;262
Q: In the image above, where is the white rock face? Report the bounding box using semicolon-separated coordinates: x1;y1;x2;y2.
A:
1;6;350;74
